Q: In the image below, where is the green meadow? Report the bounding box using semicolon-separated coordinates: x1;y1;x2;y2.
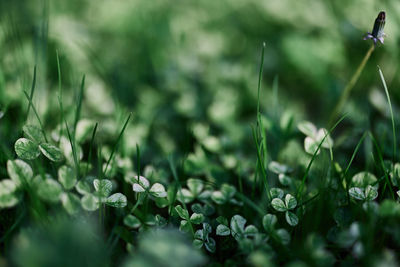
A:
1;1;400;266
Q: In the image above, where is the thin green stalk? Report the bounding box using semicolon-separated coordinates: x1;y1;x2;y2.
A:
73;75;86;138
378;67;396;162
343;132;368;203
252;126;271;201
136;144;141;177
369;132;395;199
329;45;375;125
26;65;37;120
56;50;64;145
256;42;266;120
168;156;194;236
63;118;80;179
23;91;48;142
103;113;131;176
296;114;347;199
85;122;98;177
237;163;243;194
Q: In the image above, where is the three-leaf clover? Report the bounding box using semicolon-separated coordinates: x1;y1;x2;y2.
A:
177;178;210;203
193;223;216;253
124;214;167;229
349;185;378;202
0;160;34;208
298;121;333;155
81;179;127;211
268;162;294;187
175;205;204;233
14;125;63;162
262;214;291;245
271;194;299;226
211;184;240;205
216;215;258;241
131;175;167;198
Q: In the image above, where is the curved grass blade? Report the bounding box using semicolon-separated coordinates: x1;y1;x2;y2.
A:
296;114;347;199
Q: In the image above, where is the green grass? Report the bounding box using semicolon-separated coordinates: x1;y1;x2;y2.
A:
1;2;400;267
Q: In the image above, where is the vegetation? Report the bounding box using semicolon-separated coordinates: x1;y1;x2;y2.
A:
1;1;400;266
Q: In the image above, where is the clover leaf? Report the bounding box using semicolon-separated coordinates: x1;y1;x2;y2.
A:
271;194;299;226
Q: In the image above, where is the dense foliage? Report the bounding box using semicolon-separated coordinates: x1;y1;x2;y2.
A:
1;1;400;266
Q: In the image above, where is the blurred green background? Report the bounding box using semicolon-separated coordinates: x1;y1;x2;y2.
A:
1;0;400;172
1;1;400;266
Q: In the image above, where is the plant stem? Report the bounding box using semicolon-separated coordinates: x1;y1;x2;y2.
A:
329;44;375;126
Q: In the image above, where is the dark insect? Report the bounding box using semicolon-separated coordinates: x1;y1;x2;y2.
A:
364;11;386;45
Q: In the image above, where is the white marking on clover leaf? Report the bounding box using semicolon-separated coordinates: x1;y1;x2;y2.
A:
187;178;204;196
285;211;299;226
124;215;142;228
124;172;136;184
268;161;292;174
271;198;287;212
198;190;212;201
75;179;92;195
270;187;284;199
149;183;167;198
230;215;246;238
93;179;112;197
175;205;189;220
189;213;204;224
75;119;95;144
203;223;212;235
202;136;221;153
23;125;45;144
349;187;365;201
59;136;83;165
297;121;318;138
304;136;320;155
194;229;204;240
177;188;195;203
60;192;81;215
7;159;33;186
106;193;127;208
0;180;19;208
262;214;277;230
316;128;334;149
285;194;297;210
244;225;258;236
216;224;231;236
0;189;19;208
132;175;150;193
211;191;225;205
365;185;378;201
81;194;99;211
351;172;378;189
39;143;64;162
278;174;292;186
0;179;17;194
204;237;216;253
221;184;236;198
14;138;40;160
37;178;63;203
58;165;76;190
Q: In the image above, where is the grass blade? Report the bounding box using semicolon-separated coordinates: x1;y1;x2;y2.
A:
103;113;131;176
26;65;36;120
378;67;396;162
296;114;347;199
